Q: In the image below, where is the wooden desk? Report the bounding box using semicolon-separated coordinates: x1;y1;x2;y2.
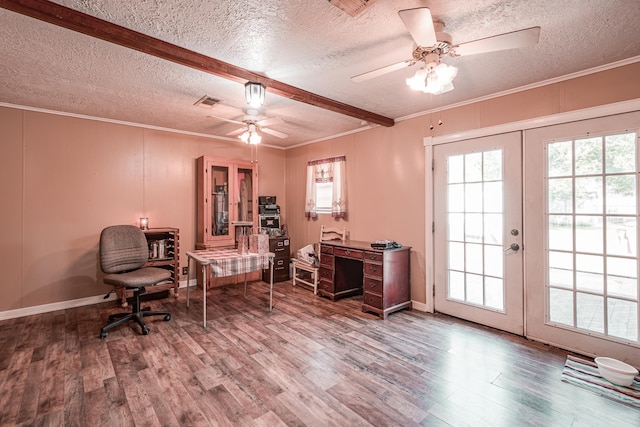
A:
185;249;274;328
318;240;411;319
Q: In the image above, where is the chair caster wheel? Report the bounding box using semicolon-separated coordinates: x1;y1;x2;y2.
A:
100;331;108;339
141;326;149;335
164;314;171;321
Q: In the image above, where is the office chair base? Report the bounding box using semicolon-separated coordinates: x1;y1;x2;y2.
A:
99;288;171;338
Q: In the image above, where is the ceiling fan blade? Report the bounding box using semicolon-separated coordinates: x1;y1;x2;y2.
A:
351;59;413;83
454;26;541;56
257;117;284;127
226;127;245;136
261;127;289;139
398;8;437;47
207;114;243;125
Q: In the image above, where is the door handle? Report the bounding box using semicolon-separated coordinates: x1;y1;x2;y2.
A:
504;243;520;253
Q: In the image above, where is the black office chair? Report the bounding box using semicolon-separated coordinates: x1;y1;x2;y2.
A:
99;225;171;338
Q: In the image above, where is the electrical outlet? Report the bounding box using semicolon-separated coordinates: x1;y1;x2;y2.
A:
182;266;188;275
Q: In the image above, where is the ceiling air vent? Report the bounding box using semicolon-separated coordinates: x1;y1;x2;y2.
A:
328;0;378;17
194;95;221;108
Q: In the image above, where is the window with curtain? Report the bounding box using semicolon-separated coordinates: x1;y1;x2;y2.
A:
305;156;347;218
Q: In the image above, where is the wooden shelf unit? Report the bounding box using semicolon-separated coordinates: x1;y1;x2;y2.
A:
115;227;180;307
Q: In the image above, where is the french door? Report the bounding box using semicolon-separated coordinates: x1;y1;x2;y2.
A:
433;132;524;335
524;112;640;364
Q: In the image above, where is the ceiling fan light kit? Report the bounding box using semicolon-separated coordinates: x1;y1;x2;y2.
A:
406;61;458;94
245;82;266;108
239;123;262;145
352;7;540;96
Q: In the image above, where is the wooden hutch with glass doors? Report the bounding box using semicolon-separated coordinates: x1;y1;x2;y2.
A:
196;156;259;287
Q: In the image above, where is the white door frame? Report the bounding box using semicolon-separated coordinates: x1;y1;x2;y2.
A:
423;99;640;337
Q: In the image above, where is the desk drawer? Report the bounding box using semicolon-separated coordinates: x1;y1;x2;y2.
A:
272;246;289;256
319;279;334;293
269;238;290;251
364;277;383;295
363;292;383;309
334;247;363;260
320;253;333;267
320;244;333;254
319;266;333;280
365;251;383;262
364;261;383;278
262;265;288;283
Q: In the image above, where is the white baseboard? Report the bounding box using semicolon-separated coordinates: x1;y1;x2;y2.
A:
411;300;430;313
0;279;197;321
1;282;428;321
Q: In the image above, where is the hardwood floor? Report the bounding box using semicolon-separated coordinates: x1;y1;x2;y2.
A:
1;281;639;426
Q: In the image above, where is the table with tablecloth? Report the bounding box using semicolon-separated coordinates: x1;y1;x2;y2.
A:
186;249;275;327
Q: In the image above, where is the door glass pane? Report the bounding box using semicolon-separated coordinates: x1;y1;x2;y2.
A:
575;216;603;253
483;182;503;213
605;133;636;173
448;242;464;271
465;213;483;243
575;176;603;214
606;217;636;256
449;271;465;300
484;214;502;244
575;254;603;293
608;298;638;341
483;150;502;181
237;168;253;222
548;178;573;213
448;184;464;212
545;131;639;343
465;183;483;212
547;141;573;177
465;243;483;274
466;273;483;305
576;293;604;333
606;175;636;215
446;148;505;311
574;137;602;175
484;245;503;278
549;250;573;289
465;152;482;182
485;277;504;310
448;213;464;242
607;257;637;299
548;215;573;251
448;155;464;183
211;165;229;237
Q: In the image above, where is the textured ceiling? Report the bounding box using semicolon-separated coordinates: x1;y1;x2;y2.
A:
1;0;640;148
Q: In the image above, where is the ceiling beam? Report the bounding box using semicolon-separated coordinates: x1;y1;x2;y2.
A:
0;0;395;127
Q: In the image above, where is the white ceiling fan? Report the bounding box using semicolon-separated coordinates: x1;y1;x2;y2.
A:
207;109;289;140
351;7;541;93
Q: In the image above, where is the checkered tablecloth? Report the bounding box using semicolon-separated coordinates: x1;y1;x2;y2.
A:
193;248;274;278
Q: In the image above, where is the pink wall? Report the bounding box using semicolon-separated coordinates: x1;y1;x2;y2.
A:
285;62;640;306
1;61;639;314
0;108;285;311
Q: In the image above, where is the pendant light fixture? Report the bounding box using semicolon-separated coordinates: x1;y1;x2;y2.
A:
245;81;266;108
